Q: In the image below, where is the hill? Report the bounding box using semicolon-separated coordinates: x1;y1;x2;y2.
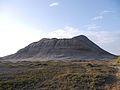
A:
3;35;117;60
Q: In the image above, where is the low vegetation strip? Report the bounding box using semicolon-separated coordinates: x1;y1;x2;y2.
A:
0;60;119;90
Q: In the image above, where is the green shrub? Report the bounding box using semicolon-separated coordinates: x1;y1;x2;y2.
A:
117;56;120;64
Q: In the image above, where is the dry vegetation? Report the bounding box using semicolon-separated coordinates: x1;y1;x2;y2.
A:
0;60;119;90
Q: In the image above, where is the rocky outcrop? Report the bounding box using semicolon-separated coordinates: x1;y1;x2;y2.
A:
3;35;117;60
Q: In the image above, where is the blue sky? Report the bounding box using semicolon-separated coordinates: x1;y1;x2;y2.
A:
0;0;120;56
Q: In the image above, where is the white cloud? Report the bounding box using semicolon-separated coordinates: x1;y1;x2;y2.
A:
46;26;80;38
92;16;103;21
91;10;113;21
85;10;119;55
100;10;113;15
49;2;59;7
84;24;101;30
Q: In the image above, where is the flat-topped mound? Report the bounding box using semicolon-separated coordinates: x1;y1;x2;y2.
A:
3;35;117;60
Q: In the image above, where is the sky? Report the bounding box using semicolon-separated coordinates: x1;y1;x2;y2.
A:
0;0;120;56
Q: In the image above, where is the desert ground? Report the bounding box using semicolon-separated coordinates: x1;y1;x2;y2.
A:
0;59;120;90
